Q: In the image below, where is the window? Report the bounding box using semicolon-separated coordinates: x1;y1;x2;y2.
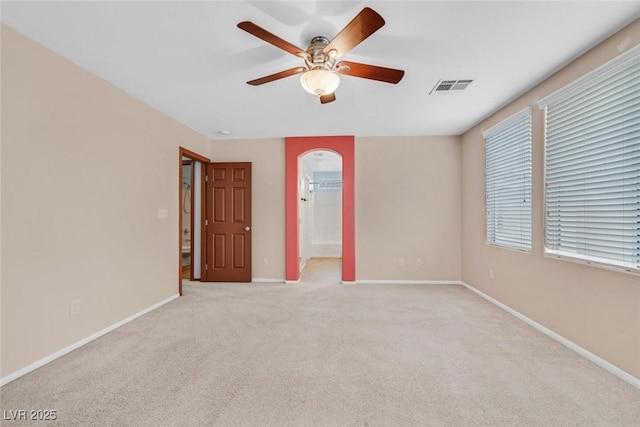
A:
539;45;640;272
484;108;532;251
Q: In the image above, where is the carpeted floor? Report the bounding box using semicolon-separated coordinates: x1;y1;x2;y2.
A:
1;280;639;426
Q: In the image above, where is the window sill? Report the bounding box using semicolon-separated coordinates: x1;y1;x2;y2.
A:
544;249;640;277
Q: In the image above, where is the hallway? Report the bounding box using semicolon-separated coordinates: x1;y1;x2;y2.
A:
300;258;342;283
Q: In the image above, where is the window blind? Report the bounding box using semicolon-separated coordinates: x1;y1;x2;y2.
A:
484;107;532;251
539;45;640;272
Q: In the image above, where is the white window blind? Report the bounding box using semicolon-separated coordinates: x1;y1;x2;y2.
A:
484;108;532;251
539;45;640;272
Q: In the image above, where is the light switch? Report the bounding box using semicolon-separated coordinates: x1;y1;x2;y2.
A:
158;208;168;219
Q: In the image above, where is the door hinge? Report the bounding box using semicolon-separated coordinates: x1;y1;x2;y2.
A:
205;219;208;226
205;264;208;270
205;175;209;182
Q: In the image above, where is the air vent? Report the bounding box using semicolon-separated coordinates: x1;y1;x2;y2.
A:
430;79;473;94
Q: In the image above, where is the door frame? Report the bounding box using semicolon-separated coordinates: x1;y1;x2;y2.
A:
299;173;312;273
178;147;210;296
285;136;355;283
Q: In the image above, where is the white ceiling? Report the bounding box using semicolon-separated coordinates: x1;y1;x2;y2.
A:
2;1;639;140
302;150;343;172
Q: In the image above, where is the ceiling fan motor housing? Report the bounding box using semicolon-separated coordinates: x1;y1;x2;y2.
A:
305;36;335;71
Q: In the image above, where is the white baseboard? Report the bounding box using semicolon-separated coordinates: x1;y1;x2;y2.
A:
461;281;640;390
284;280;301;284
356;280;463;285
1;293;180;387
341;281;357;285
252;278;285;283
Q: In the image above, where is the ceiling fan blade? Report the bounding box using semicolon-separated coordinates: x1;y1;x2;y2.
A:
247;67;307;86
320;92;336;104
337;61;404;84
323;7;385;59
238;21;309;59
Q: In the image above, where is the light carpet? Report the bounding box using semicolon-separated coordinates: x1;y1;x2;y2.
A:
1;281;639;426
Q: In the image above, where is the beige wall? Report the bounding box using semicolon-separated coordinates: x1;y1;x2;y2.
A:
208;136;463;282
1;25;211;377
0;25;4;377
461;20;640;378
208;139;287;281
356;136;462;281
3;16;638;385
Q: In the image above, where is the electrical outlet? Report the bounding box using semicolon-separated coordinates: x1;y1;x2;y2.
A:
263;257;268;266
70;299;80;317
489;269;494;280
416;258;423;266
399;258;405;266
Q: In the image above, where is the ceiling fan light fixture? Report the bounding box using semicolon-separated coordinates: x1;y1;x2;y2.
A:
239;7;403;104
299;69;340;96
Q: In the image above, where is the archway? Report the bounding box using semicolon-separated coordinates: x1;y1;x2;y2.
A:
285;136;355;283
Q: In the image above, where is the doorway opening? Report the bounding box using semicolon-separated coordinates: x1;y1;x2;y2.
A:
181;159;193;280
178;147;210;295
299;150;343;282
285;136;355;283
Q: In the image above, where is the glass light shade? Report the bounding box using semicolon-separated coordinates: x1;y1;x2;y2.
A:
299;69;340;96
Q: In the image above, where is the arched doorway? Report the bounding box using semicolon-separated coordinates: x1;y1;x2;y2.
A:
299;150;342;280
285;136;355;283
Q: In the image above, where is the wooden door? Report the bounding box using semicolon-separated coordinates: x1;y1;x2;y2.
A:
204;162;252;282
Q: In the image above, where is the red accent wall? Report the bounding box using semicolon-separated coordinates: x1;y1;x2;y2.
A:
285;136;355;282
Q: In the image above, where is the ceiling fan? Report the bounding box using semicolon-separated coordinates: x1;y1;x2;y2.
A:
238;7;405;104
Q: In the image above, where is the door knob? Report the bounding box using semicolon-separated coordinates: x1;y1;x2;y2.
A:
245;226;251;231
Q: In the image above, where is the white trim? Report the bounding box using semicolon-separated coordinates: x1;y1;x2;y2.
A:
284;280;301;284
356;280;463;285
461;282;640;390
0;294;180;387
544;250;640;275
543;252;640;277
252;278;286;283
537;43;640;108
482;106;531;139
341;281;357;285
